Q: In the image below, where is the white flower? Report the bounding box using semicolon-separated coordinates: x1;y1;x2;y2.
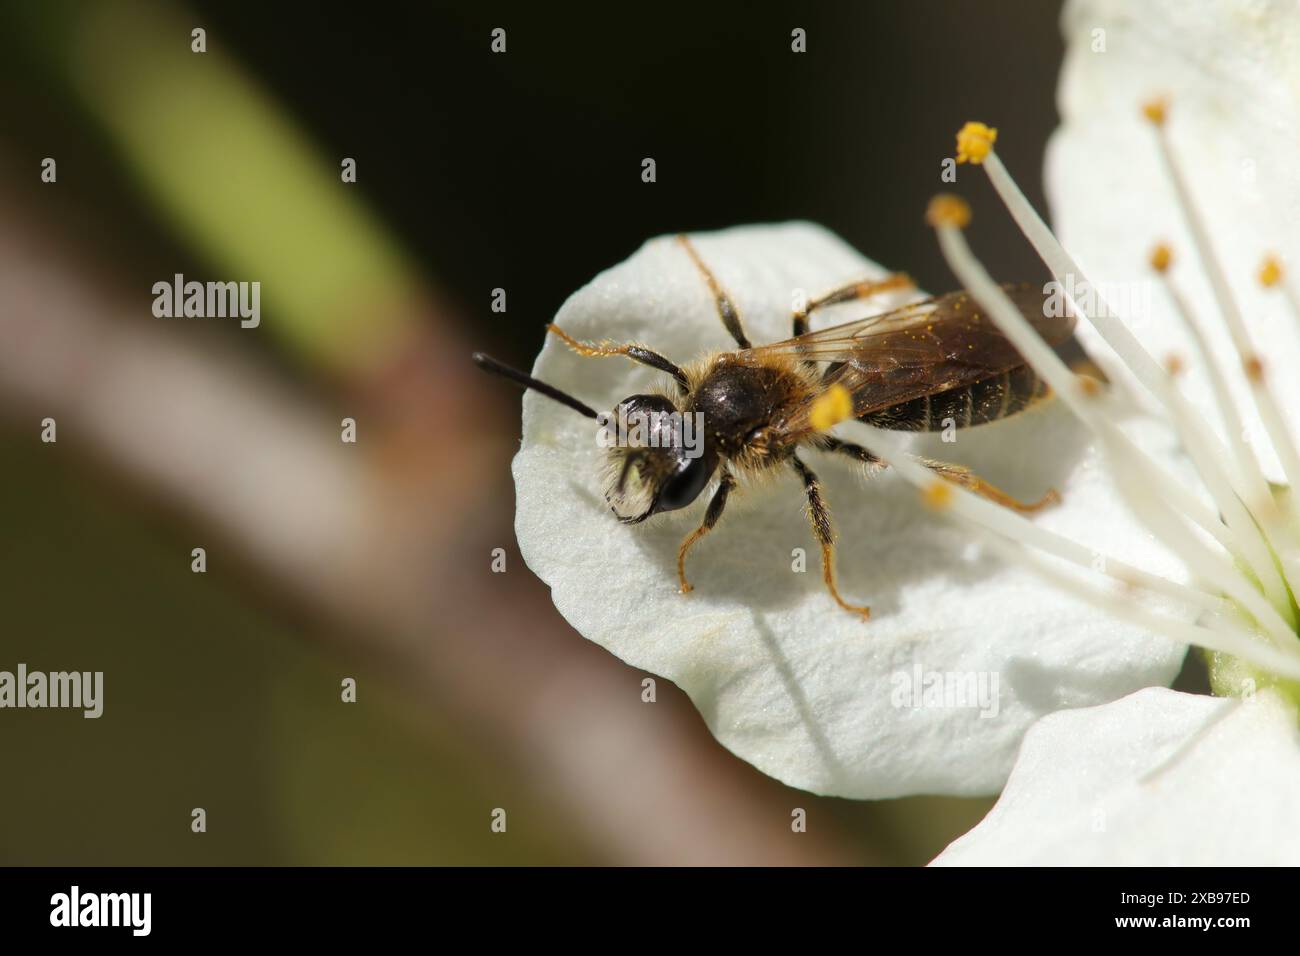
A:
1042;0;1300;696
511;222;1187;799
1049;0;1300;485
503;0;1300;804
932;686;1300;865
928;0;1300;865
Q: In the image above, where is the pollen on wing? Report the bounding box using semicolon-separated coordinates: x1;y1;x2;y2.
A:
809;383;853;431
954;121;997;165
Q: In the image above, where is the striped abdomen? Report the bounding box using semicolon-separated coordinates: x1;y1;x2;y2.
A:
863;364;1047;432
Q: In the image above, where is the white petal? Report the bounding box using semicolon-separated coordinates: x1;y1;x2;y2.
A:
513;222;1187;798
1050;0;1300;478
933;686;1300;864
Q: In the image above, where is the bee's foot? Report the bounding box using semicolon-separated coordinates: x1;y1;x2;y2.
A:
829;592;871;620
1016;487;1061;514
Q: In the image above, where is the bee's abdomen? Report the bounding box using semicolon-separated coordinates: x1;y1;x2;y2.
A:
863;365;1046;432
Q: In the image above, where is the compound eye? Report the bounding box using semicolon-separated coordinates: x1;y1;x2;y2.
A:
617;394;677;418
655;455;713;512
610;394;683;451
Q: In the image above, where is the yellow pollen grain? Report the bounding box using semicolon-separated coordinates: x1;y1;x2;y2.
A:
1164;353;1185;377
1142;97;1168;126
921;480;954;512
1259;255;1283;288
1077;375;1102;398
954;121;997;164
926;193;971;229
809;383;853;432
1244;355;1265;383
1149;243;1173;273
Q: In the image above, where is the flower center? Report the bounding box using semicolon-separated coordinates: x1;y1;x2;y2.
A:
841;107;1300;704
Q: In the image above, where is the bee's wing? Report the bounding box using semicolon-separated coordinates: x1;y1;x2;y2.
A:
740;283;1075;436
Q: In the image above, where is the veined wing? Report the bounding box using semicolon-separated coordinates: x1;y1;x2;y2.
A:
739;283;1075;434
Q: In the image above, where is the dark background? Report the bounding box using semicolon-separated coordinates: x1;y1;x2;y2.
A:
223;1;1064;364
0;0;1067;865
8;0;1065;367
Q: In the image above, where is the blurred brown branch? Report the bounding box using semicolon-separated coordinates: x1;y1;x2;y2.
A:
0;182;864;865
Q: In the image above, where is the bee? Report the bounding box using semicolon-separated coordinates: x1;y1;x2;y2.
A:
473;235;1078;619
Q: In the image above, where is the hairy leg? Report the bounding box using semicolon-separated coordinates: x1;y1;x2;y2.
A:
790;455;871;619
677;470;737;593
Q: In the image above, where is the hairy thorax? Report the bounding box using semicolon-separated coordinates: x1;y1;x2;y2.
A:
685;354;814;467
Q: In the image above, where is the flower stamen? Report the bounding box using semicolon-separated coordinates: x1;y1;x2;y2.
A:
1151;247;1288;526
954;122;997;165
846;421;1228;615
1141;97;1169;128
842;427;1300;681
928;202;1299;647
976;137;1270;518
1152;248;1257;475
921;479;954;512
1260;255;1300;339
977;530;1300;682
931;199;1227;540
1259;255;1283;289
925;194;972;228
960;122;1298;628
1144;102;1300;510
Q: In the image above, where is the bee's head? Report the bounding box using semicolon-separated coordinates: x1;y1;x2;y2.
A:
602;394;717;523
471;352;716;524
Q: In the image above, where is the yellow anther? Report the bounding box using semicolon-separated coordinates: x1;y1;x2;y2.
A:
921;480;954;512
955;121;998;164
925;193;972;229
1142;97;1168;126
1259;255;1283;288
1164;353;1185;378
809;383;853;431
1149;243;1173;273
1078;375;1102;398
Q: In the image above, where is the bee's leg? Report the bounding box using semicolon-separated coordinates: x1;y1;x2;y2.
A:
792;274;913;337
821;437;887;476
790;456;871;620
826;438;1056;513
919;459;1060;513
676;234;752;349
677;470;737;593
545;324;689;396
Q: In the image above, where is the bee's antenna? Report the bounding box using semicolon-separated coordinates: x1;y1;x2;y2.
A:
472;352;599;420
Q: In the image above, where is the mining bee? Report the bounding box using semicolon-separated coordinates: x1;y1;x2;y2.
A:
474;235;1076;618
